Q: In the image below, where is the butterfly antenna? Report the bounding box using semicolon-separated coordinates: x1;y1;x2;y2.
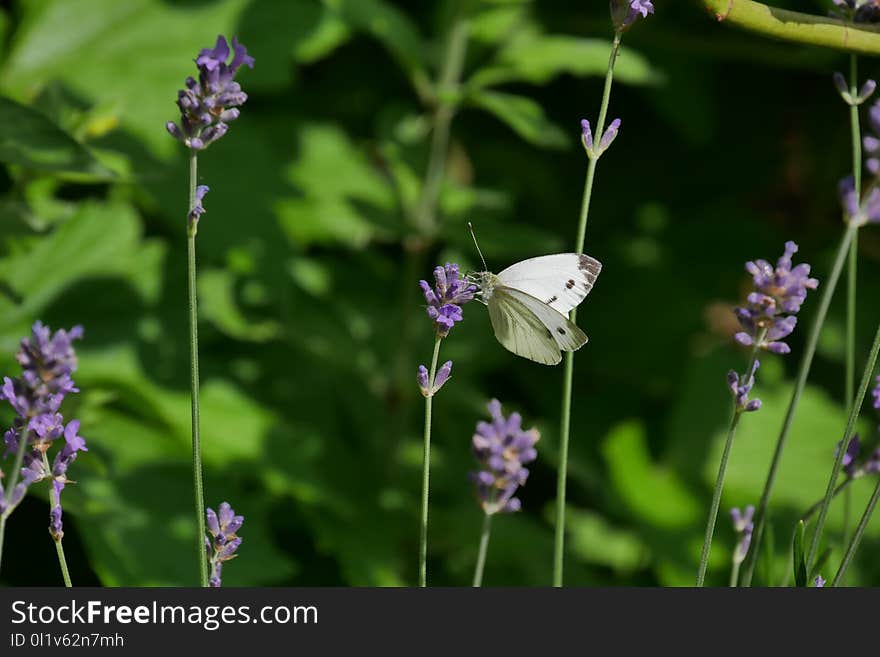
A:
468;222;488;271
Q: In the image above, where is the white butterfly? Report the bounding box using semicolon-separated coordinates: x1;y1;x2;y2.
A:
468;227;602;366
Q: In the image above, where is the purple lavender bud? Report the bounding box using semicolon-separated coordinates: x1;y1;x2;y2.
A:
860;79;877;102
728;360;761;413
610;0;654;32
470;399;539;515
814;575;826;587
581;119;594;155
833;72;850;97
432;360;453;395
417;365;430;397
167;35;253;151
873;375;880;409
839;175;880;225
188;185;209;226
419;263;476;337
205;501;244;588
598;118;621;153
839;435;861;477
730;505;754;565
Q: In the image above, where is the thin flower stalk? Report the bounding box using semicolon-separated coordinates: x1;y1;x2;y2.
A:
740;224;856;586
168;35;253;587
417;263;474;586
556;1;654;587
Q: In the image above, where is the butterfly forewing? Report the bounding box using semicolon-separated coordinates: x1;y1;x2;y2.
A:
495;253;602;315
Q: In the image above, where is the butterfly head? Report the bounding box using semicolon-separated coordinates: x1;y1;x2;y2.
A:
466;270;498;305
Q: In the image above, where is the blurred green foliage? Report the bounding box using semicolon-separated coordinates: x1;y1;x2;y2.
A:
1;0;879;586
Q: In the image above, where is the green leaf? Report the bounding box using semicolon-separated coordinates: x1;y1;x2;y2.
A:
322;0;425;78
793;520;807;587
0;96;109;176
469;35;661;89
468;90;568;149
198;268;281;342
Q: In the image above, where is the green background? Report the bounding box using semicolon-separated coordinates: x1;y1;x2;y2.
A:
1;0;878;586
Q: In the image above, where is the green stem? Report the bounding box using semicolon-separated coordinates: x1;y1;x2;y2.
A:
696;340;761;586
697;0;880;55
0;428;32;576
419;337;442;587
553;31;621;589
414;18;469;235
842;52;861;585
806;314;880;568
729;560;741;588
472;512;493;587
43;453;71;587
832;476;880;586
187;152;208;588
740;223;857;586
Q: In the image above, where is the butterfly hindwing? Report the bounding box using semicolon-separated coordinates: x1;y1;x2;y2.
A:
495;253;602;315
488;288;563;365
488;287;588;365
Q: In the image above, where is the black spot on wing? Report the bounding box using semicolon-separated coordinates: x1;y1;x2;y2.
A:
566;279;575;289
556;327;566;335
547;295;558;304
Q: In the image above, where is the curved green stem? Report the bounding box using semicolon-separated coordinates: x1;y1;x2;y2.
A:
0;428;32;576
553;31;621;589
696;339;761;586
832;477;880;586
187;152;208;588
806;314;880;567
419;336;442;587
697;0;880;55
42;453;71;587
472;512;493;587
740;224;857;586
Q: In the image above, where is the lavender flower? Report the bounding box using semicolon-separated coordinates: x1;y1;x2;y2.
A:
832;72;876;106
840;435;862;477
730;506;754;565
419;263;476;337
188;185;209;227
206;502;243;587
839;176;880;225
832;0;880;23
471;399;539;515
166;35;254;151
814;575;826;587
872;375;880;409
0;323;85;537
417;360;453;398
734;241;819;354
581;119;622;160
727;360;762;413
610;0;654;32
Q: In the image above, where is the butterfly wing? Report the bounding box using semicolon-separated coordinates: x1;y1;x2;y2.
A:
496;253;602;315
487;287;587;366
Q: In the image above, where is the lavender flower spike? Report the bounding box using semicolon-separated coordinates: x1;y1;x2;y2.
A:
832;72;877;106
188;185;209;227
206;502;244;587
581;118;621;159
814;575;826;588
470;399;539;515
734;241;819;354
610;0;654;32
832;1;880;24
419;263;476;337
167;35;254;151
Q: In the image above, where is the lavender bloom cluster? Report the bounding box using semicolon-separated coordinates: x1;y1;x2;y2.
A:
166;35;254;151
471;400;539;515
0;323;86;539
610;0;654;32
206;502;244;587
832;0;880;23
839;435;880;477
730;506;754;566
734;241;819;354
419;263;476;338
